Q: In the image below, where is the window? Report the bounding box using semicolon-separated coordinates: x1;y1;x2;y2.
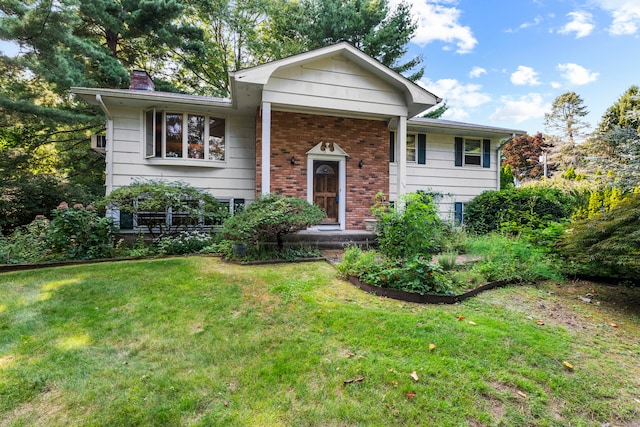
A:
406;134;417;162
389;132;426;164
145;109;225;161
464;139;482;166
455;137;491;168
454;202;465;225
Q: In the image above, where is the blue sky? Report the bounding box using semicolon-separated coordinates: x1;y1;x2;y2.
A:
2;0;638;137
396;0;640;135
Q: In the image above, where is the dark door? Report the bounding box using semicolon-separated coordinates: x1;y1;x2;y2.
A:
313;161;338;223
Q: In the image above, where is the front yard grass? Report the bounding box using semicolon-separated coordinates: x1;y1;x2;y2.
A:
1;257;639;426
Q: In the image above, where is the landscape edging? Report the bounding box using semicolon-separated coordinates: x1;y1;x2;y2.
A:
347;275;517;304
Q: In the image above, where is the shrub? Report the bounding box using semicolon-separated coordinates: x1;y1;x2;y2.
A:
0;173;93;233
100;180;229;237
46;204;116;260
221;194;324;249
372;191;450;259
337;247;452;295
156;230;216;255
466;234;563;283
0;217;52;264
464;187;570;235
556;193;640;280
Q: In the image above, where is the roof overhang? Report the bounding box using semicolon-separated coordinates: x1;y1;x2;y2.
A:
71;87;233;114
229;42;441;118
406;117;526;139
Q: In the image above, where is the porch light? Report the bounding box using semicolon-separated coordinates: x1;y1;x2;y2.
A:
290;156;296;165
358;160;364;168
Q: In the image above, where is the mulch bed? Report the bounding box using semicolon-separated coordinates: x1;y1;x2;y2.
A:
347;275;517;304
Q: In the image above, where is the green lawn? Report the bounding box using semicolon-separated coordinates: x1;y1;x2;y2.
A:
1;257;639;426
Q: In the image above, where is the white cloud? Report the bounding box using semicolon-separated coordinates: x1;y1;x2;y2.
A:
390;0;477;53
442;107;470;121
489;93;550;123
550;81;562;89
469;67;487;78
421;78;492;108
418;77;491;120
590;0;640;35
506;15;544;32
558;11;595;38
511;66;542;86
557;63;599;85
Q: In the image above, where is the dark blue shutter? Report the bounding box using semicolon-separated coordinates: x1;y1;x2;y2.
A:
482;139;491;168
454;202;463;225
455;137;463;167
417;134;426;164
389;131;395;163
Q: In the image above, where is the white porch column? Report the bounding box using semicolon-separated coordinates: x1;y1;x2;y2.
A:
396;115;408;198
261;102;271;194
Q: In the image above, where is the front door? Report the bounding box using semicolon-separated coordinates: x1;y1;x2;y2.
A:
313;161;339;223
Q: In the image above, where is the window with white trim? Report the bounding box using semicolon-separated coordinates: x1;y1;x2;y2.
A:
145;109;225;161
406;134;417;162
464;138;482;166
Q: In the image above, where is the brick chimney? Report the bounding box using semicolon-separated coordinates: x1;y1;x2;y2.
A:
129;70;155;91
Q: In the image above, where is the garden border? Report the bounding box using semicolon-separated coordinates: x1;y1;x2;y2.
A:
347;275;517;304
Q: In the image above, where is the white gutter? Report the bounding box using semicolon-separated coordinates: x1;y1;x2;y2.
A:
95;94;114;195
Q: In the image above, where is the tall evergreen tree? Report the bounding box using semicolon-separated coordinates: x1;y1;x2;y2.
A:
544;91;590;146
598;85;640;133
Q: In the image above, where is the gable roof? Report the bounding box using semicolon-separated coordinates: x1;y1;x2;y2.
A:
229;42;441;118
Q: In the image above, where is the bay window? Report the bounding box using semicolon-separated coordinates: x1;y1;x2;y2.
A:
145;109;225;161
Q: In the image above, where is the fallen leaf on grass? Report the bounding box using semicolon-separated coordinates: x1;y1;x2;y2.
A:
536;319;545;325
392;381;398;388
457;315;465;321
346;352;355;358
608;322;618;328
410;371;419;382
468;321;477;326
343;376;365;385
224;401;229;407
563;361;574;371
516;391;527;398
579;297;591;303
429;343;436;351
406;392;416;398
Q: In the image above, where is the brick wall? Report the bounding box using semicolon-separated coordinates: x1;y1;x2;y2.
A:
256;111;389;229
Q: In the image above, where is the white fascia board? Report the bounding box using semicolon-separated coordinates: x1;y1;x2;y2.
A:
406;117;526;138
71;87;233;110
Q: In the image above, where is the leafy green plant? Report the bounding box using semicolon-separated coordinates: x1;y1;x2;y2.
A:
466;234;563;283
0;217;52;264
464;187;571;235
155;230;215;255
99;180;229;237
46;203;116;260
372;191;450;259
221;193;324;249
556;193;640;280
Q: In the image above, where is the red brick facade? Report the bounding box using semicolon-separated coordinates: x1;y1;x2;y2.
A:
256;111;389;229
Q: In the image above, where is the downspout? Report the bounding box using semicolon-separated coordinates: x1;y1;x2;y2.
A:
95;94;114;195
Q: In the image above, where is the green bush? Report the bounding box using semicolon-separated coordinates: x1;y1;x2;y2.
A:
221;194;324;249
337;247;452;295
0;217;52;264
155;230;216;255
556;193;640;280
464;187;571;235
372;191;450;259
46;203;116;260
0;173;94;233
100;180;229;237
466;234;563;283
